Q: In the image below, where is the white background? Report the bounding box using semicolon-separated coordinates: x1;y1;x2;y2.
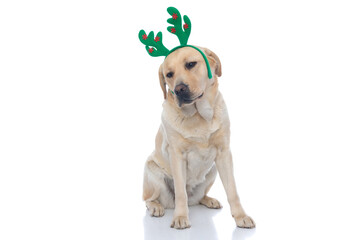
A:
1;0;359;239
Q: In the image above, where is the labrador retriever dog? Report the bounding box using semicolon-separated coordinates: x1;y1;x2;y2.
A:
143;46;255;229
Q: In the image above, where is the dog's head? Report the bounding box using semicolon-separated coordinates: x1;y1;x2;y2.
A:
158;47;222;107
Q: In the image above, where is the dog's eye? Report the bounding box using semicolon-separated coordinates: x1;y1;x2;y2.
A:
166;72;174;78
185;61;197;70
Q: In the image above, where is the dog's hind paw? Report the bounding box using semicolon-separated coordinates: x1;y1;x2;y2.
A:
146;201;165;217
200;196;222;209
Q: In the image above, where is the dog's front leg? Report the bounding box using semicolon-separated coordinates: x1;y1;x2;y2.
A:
215;149;256;228
169;148;190;229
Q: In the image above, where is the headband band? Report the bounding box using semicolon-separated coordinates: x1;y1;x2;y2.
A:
166;45;212;79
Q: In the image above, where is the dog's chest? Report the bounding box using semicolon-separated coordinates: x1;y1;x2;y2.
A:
185;145;217;186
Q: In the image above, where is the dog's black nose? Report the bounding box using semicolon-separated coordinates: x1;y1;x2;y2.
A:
174;83;189;97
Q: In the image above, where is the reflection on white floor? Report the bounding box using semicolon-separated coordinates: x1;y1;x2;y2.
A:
143;205;256;240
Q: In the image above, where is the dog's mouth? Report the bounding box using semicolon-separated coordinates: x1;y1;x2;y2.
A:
195;92;204;99
178;92;204;107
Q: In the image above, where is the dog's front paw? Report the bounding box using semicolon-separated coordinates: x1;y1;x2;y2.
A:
235;215;256;228
170;216;191;229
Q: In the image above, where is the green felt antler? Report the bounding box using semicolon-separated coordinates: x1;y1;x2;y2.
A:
138;30;170;57
166;7;192;46
138;7;212;79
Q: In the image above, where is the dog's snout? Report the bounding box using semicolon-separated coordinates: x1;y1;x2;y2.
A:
174;83;189;97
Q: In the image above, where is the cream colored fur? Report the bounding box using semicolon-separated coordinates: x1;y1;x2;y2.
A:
143;47;255;229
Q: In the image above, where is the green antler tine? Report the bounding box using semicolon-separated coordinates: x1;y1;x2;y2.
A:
166;6;192;46
183;15;191;36
138;29;170;57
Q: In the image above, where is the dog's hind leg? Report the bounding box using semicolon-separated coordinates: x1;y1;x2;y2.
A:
143;155;175;216
143;158;165;217
199;165;222;209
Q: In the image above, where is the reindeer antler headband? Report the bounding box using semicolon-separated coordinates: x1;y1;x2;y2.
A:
138;7;213;79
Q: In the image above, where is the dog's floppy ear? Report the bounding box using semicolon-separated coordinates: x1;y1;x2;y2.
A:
158;64;167;99
203;48;222;77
